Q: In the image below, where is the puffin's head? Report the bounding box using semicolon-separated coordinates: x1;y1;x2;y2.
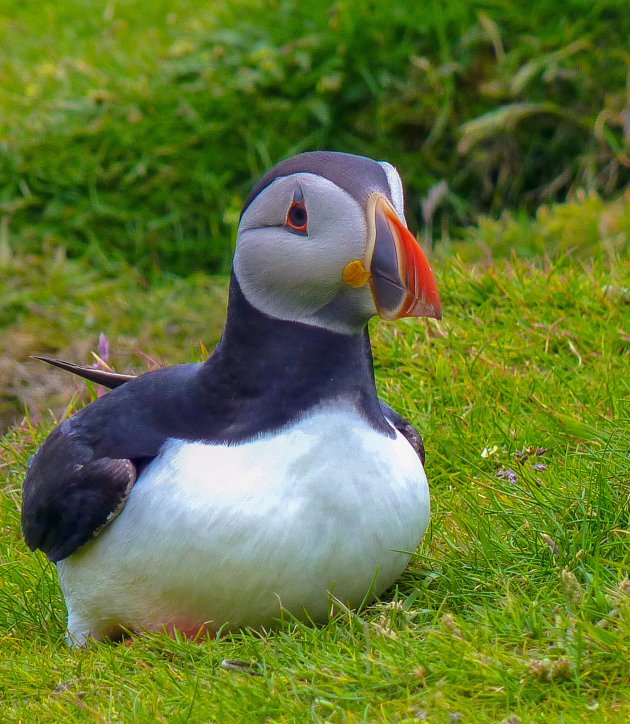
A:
234;151;442;334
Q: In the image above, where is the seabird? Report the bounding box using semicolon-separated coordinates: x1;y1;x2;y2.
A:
22;151;442;645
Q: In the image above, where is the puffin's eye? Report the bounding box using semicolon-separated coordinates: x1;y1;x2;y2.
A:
286;191;308;235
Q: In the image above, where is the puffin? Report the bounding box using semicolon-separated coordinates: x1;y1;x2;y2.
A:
22;151;442;646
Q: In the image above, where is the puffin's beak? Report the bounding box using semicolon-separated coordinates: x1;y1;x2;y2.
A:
366;194;442;320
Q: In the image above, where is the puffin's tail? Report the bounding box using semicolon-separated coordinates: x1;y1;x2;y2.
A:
30;356;135;389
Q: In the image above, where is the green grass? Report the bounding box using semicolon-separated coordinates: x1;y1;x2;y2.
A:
1;213;628;719
1;0;628;272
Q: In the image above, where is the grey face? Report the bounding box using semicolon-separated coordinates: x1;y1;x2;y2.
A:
234;152;441;334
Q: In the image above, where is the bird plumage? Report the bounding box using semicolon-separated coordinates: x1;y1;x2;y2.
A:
22;151;440;645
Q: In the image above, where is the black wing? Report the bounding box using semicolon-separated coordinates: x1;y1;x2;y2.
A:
23;358;140;561
379;399;425;466
22;362;200;562
22;428;137;562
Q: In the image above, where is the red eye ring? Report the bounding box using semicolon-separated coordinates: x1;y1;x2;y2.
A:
286;192;308;235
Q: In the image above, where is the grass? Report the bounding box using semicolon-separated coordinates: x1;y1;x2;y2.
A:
1;204;628;719
1;0;628;272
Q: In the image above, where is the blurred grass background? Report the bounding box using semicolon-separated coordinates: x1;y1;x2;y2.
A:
1;0;628;274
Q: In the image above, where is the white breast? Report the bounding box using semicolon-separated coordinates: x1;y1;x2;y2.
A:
57;405;429;644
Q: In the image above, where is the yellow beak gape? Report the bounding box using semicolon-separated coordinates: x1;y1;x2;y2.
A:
342;258;371;288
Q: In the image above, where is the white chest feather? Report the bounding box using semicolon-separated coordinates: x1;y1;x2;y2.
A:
57;407;429;643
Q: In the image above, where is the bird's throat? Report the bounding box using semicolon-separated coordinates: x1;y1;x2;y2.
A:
199;276;390;438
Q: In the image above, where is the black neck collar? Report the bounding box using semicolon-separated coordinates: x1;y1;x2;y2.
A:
197;276;390;439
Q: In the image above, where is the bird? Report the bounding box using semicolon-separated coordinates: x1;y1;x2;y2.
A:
22;151;442;646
